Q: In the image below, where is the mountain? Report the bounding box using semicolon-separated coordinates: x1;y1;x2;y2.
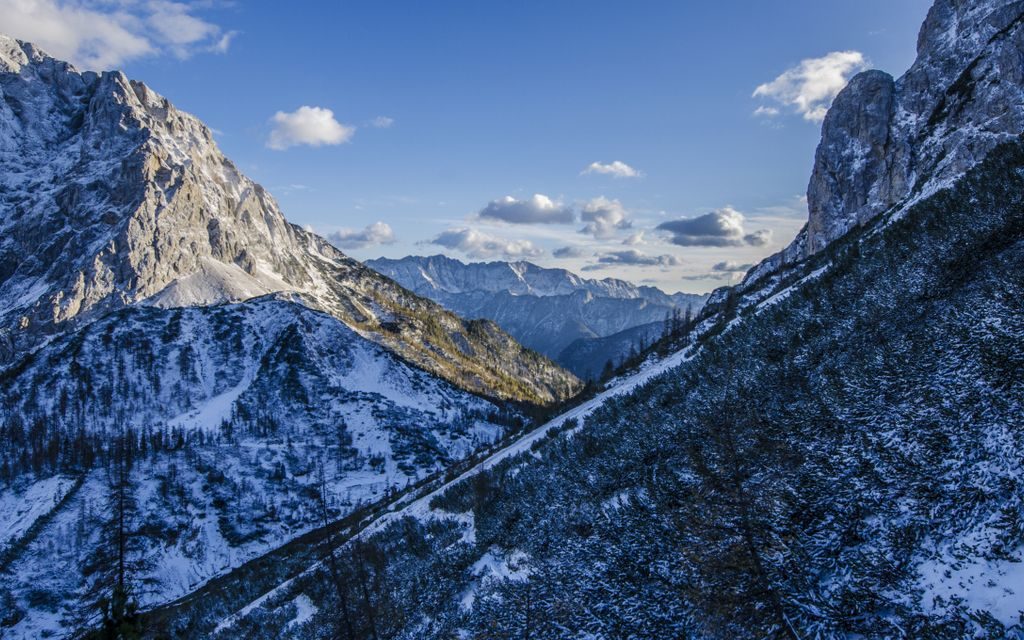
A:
556;320;666;381
0;296;525;633
366;255;706;375
0;35;580;637
0;36;578;406
197;2;1024;637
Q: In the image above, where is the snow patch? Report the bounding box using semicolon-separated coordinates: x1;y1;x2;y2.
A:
147;257;288;308
460;548;532;610
917;531;1024;628
285;594;318;631
0;475;76;548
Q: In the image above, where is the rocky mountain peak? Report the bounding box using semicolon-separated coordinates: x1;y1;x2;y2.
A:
801;0;1024;255
0;35;579;404
0;35;50;74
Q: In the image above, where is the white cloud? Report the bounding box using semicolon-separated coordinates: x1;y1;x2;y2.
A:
369;116;394;128
582;160;642;178
657;206;747;247
428;228;543;260
579;196;631;239
753;51;869;122
477;194;574;225
743;228;773;246
267;106;355;150
753;105;780;118
622;231;647;246
0;0;235;70
583;249;681;271
327;221;395;250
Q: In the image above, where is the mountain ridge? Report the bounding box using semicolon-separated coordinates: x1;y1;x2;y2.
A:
367;255;705;374
366;254;697;304
0;34;579;405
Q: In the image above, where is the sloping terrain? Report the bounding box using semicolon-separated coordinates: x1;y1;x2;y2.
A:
217;127;1024;640
556;320;666;380
205;1;1024;637
0;296;529;637
0;35;579;638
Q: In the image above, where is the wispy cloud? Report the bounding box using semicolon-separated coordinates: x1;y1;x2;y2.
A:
753;51;869;122
267;106;355;150
712;261;753;273
0;0;236;70
743;229;773;246
369;115;394;128
582;249;681;271
553;246;587;259
582;160;642;178
622;231;647;246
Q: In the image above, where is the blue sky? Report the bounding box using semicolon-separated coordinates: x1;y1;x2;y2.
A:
3;0;933;292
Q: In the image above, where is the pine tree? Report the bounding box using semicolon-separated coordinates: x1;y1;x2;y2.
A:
315;459;355;640
83;425;144;639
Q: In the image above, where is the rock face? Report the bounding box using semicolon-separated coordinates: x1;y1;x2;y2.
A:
806;70;898;253
0;36;579;404
802;0;1024;254
367;255;706;373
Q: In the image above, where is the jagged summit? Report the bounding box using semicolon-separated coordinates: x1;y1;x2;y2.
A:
720;0;1024;310
765;0;1024;259
0;35;48;73
368;254;692;303
0;34;580;404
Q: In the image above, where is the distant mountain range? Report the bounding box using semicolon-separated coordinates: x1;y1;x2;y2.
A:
367;255;706;377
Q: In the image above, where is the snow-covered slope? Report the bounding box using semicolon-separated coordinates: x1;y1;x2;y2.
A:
199;2;1024;636
0;35;578;405
367;255;705;372
367;255;693;303
215;116;1024;640
0;296;528;637
0;35;583;636
147;319;704;638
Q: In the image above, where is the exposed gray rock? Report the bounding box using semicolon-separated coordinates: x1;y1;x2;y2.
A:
806;70;897;254
721;0;1024;297
0;35;579;404
802;0;1024;256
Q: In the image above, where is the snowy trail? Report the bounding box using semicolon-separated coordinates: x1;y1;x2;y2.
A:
214;345;695;633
